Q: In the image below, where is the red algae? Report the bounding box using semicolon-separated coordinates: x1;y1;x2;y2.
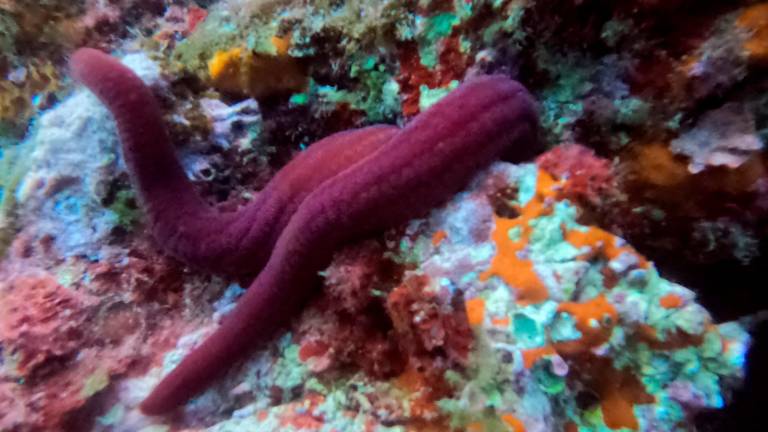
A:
0;274;94;378
387;275;474;366
536;143;617;207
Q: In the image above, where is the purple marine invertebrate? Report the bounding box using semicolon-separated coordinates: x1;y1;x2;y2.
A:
70;48;398;275
69;48;541;415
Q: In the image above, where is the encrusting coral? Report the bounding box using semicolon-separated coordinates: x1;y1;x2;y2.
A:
69;47;541;415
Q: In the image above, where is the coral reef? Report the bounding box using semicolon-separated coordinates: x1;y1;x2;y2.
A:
161;0;767;275
113;162;747;431
1;0;766;430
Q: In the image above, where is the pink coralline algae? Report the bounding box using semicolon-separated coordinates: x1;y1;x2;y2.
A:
386;274;474;368
536;143;617;207
69;48;541;414
0;274;95;379
296;249;474;383
0;270;144;430
0;225;194;430
294;241;406;378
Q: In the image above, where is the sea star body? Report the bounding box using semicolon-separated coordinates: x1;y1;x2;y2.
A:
70;48;397;275
69;48;541;415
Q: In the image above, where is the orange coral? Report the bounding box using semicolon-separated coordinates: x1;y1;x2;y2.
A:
500;413;527;432
477;167;664;430
466;422;485;432
208;47;243;82
431;229;448;246
491;315;510;328
482;167;648;303
271;35;291;56
659;293;684;309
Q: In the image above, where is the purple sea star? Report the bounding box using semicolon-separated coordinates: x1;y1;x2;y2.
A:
69;48;541;415
70;48;398;275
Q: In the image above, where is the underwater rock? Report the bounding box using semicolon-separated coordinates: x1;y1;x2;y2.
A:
671;103;763;174
113;162;749;431
0;274;96;379
13;52;162;259
199;97;261;149
2;0;767;430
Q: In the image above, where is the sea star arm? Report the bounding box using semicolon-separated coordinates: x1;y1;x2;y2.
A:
69;48;397;275
140;74;540;415
162;124;397;274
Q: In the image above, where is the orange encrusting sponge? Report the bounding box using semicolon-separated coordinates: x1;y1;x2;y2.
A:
565;226;650;270
553;294;618;355
478;168;660;431
207;37;307;99
479;170;562;305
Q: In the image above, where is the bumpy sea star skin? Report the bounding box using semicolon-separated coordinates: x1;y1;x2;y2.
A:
69;48;540;415
70;48;398;275
139;76;540;414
